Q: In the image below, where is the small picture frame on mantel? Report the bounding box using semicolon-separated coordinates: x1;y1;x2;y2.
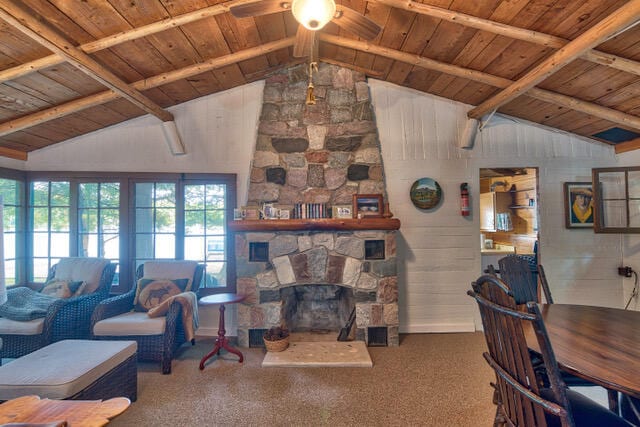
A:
353;194;384;219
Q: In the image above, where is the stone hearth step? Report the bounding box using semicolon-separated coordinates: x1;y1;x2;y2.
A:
261;341;372;368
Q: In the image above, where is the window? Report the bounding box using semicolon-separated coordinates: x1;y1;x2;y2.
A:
134;182;177;264
0;177;25;285
0;172;234;293
30;181;70;281
593;167;640;233
131;176;236;294
184;183;228;288
79;182;121;285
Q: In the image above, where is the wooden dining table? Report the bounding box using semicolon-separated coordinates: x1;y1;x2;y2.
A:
527;303;640;399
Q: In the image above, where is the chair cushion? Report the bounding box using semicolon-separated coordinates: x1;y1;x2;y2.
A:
41;279;86;299
133;278;190;312
0;316;44;335
542;388;633;426
93;311;166;336
0;339;137;400
54;257;109;294
143;261;197;289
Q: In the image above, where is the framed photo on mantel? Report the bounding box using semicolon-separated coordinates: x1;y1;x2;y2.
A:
353;194;383;219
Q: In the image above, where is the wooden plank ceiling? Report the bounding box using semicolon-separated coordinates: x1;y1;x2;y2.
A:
0;0;639;160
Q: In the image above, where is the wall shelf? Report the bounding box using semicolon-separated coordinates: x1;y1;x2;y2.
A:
228;218;401;232
509;205;535;209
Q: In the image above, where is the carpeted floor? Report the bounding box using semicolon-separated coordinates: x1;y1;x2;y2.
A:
110;333;496;427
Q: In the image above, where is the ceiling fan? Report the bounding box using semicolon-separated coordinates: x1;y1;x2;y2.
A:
230;0;382;58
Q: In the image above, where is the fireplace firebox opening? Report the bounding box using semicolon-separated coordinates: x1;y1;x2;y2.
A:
281;284;354;333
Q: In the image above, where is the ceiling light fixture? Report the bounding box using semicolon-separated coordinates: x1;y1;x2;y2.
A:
291;0;336;31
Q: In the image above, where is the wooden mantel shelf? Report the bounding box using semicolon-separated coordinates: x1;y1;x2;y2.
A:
228;218;401;232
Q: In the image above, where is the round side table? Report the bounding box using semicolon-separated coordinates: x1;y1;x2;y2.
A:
198;293;246;370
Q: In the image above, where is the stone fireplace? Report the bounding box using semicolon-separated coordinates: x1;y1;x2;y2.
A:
232;63;399;347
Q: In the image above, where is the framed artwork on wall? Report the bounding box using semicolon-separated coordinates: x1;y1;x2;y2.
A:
353;194;383;218
564;182;594;228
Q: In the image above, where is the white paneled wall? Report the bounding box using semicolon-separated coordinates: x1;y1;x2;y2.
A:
369;79;626;332
0;77;634;334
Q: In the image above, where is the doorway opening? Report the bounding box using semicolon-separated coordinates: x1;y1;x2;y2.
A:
479;168;539;274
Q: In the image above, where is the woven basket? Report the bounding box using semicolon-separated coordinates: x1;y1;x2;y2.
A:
264;336;289;352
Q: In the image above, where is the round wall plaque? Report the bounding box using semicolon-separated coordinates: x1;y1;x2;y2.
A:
410;178;442;209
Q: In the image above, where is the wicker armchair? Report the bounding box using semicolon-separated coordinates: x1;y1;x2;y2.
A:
91;260;204;374
0;258;116;360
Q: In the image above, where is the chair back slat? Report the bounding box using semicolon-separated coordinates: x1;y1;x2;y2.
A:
499;255;540;304
537;264;554;304
469;275;574;427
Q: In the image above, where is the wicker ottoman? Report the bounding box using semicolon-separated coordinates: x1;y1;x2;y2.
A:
0;339;137;402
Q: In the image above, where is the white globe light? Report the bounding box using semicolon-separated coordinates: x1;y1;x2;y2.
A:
291;0;336;31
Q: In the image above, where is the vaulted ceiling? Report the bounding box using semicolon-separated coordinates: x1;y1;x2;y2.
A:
0;0;639;160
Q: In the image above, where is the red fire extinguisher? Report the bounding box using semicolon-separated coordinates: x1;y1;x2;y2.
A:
460;183;470;216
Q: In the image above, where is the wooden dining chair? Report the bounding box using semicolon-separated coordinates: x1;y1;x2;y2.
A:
468;274;632;427
498;256;619;412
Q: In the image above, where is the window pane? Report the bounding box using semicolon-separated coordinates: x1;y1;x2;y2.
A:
80;209;98;233
50;208;70;231
101;183;120;207
80;235;97;257
185;185;204;210
32;207;49;231
33;258;50;282
630;200;640;227
599;172;626;199
155;208;175;232
136;235;154;259
80;183;98;208
50;182;70;206
155;234;175;258
51;232;69;257
4;233;15;259
207;236;225;261
601;200;627;228
33;232;49;257
185;211;204;234
101;208;119;232
135;183;154;207
4;206;17;232
205;262;226;287
136;208;154;233
103;234;119;259
31;182;49;206
206;210;225;231
185;236;205;261
4;260;15;285
0;179;18;205
156;184;175;207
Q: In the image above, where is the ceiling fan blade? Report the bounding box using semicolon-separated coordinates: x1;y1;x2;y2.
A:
230;0;288;18
333;6;381;40
293;26;314;58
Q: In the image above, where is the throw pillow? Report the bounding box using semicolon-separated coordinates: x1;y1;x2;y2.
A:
133;278;190;312
41;279;87;299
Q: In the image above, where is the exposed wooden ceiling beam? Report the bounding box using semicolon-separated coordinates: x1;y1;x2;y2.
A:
614;137;640;154
0;146;28;161
0;0;259;83
319;34;640;131
373;0;640;77
0;0;173;122
0;37;295;137
468;0;640;120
